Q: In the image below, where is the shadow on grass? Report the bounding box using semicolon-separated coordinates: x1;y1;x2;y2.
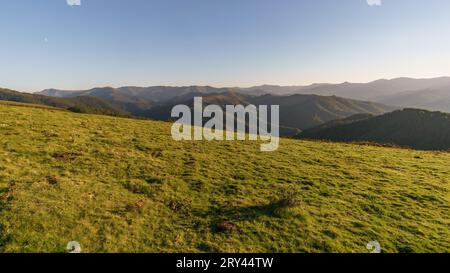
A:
193;203;282;234
207;204;280;221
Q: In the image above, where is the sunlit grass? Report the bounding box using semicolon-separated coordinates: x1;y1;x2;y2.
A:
0;103;448;253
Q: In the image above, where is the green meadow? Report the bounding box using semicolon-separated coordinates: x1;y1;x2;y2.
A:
0;102;448;253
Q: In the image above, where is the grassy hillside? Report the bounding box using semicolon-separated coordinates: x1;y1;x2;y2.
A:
0;103;449;253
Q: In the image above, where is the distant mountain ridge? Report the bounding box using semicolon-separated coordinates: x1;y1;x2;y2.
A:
243;77;450;97
243;77;450;112
40;86;240;103
298;109;450;150
39;77;450;113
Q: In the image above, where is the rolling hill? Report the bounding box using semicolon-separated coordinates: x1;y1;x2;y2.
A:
247;94;394;130
0;102;448;252
298;109;450;150
0;88;127;117
145;92;395;131
295;113;375;136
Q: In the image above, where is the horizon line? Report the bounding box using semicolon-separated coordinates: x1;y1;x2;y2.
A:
33;75;450;93
2;75;449;94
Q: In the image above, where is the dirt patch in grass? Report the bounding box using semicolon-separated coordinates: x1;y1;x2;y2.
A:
214;221;241;234
51;152;82;162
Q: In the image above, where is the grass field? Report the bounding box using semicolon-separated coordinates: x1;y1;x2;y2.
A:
0;103;449;253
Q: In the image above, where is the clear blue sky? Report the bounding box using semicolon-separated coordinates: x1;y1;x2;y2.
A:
1;0;450;92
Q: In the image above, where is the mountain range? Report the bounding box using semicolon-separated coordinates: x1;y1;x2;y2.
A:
37;87;395;134
39;77;450;113
242;77;450;112
2;76;450;149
